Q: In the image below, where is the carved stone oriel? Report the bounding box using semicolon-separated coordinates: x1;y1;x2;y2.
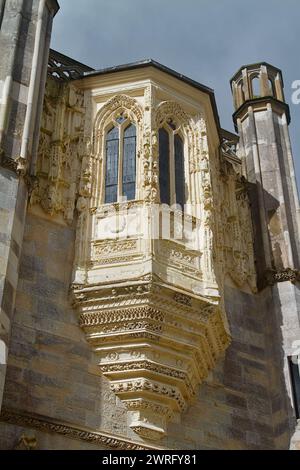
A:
71;89;232;440
35;74;257;440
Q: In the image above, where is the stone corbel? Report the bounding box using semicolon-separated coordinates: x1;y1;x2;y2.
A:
72;280;230;440
265;268;300;286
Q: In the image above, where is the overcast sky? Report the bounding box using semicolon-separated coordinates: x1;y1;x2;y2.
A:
51;0;300;189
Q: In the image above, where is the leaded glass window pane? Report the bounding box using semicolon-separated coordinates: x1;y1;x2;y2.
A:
105;126;119;203
122;124;136;200
289;356;300;419
159;128;170;205
174;134;185;209
116;115;126;124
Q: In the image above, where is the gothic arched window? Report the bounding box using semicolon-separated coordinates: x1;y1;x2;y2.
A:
267;78;276;97
123;124;136;201
105;126;119;203
174;134;185;209
251;75;260;98
159;120;185;209
104;117;136;203
159;128;170;205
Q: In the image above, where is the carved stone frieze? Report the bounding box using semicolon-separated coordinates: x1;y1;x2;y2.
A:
92;239;138;265
0;407;155;450
30;78;88;224
216;157;257;292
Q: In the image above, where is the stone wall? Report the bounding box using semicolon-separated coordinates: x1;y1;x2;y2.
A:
0;212;136;448
0;0;59;410
0;210;294;449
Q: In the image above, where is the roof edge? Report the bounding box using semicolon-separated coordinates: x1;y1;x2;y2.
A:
47;0;60;16
84;59;214;94
232;96;290;131
81;58;222;139
50;48;95;72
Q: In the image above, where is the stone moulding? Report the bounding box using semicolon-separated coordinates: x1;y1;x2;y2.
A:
0;407;161;450
72;281;230;441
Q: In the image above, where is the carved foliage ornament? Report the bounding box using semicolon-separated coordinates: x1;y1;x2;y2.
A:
215;159;256;291
30;78;87;225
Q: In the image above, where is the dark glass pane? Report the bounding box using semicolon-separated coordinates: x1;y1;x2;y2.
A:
116;115;126;124
159;128;170;205
174;134;185;209
168;119;176;130
105;126;119;203
124;123;136;138
122;124;136;200
289;356;300;419
107;126;119;140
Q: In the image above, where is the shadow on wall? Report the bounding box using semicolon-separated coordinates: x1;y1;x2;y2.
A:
222;277;295;449
0;211;131;449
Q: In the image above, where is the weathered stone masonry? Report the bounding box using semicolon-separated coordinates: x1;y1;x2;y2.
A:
0;0;59;411
0;1;299;450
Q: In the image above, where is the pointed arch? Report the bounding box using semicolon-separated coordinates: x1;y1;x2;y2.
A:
92;94;143;205
93;94;143;151
155;101;194;208
122;123;136;200
159;128;170;205
155;100;192;135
